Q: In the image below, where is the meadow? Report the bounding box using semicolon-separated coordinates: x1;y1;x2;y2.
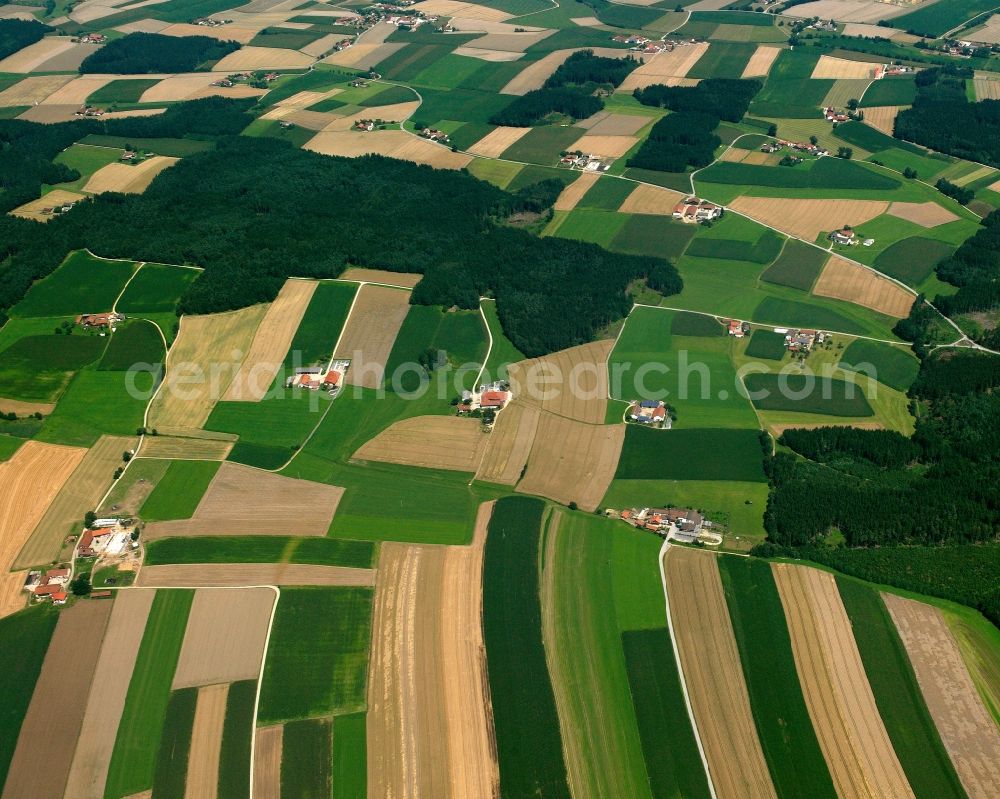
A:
258;587;373;723
501;125;583;165
79;134;214;157
217;680;256;799
144;536;376;569
839;339;919;392
873;237;955;287
615;426;767;482
743;372;875;416
745;329;787;361
688;41;757;80
859;77;917;107
139;460;220;521
698;158;901;191
760;240;827;291
281;280;357;367
281;718;332;799
98;320;164;370
480;298;525;382
0;333;105;402
50;144;123;193
550;209;629;248
151;687;196;799
86;79;159;105
11;251;137;319
577;177;639;211
117;263;199;314
751;296;871;336
609;215;696;259
891;0;999;37
686;230;784;264
331;712;367;799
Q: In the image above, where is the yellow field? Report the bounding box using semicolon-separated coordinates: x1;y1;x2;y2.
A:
862;106;904;135
82;156;178;194
617;44;708;92
507;339;614;424
215;45;313;71
10;190;86;222
618;182;685;215
0;75;73;106
730;196;888;241
813;256;914;318
468;126;532;158
553;172;598;211
812;55;877;79
475;402;540;485
887;201;958;228
742;45;781;78
572;134;637;158
353;415;489;473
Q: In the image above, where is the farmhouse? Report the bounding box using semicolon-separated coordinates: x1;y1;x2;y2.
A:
460;382;513;413
77;33;106;44
76;312;124;329
823;107;850;123
287;360;349;393
75;106;104;118
784;329;826;353
673;197;723;224
628;399;671;428
77;520;134;558
25;568;72;604
354;119;376;132
193;17;232;26
614;506;718;544
728;319;749;337
829;228;857;245
419;127;449;143
612;34;649;45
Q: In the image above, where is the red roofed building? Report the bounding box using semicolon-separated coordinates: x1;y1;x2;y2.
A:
479;390;511;409
52;591;68;605
34;583;63;597
322;371;341;388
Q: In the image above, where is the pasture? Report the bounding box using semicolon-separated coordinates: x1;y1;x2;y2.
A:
144;536;375;569
615;427;766;482
139;460;220;521
98;320;164;370
873;237;955;287
11;251;137;319
0;333;105;403
760;239;828;291
839;339;919;392
609;214;696;259
743;372;875;416
117;263;199;314
745;329;788;361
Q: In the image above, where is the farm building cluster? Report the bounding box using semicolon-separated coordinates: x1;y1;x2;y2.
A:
775;327;828;353
76;312;124;330
76;518;138;559
672;197;723;224
560;151;612;172
22;568;70;605
829;227;875;247
609;32;674;55
611;506;722;545
728;319;751;338
457;382;513;415
761;139;828;158
627;399;672;429
287;360;350;394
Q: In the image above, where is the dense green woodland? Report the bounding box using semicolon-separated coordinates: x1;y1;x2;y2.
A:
0;18;47;61
79;33;240;74
633;78;761;123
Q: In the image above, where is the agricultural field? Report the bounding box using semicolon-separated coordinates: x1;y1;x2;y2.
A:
11;251;137;319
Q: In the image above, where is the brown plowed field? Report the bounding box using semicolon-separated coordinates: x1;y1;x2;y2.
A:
353;415;489;473
584;113;649;136
185;682;230;799
137;563;375;587
215;46;313;70
887;201;959;228
83;156;179;194
0;441;85;616
516;414;623;512
138;436;234;460
467;126;532;158
16;435;133;569
66;588;156;799
742;45;781;78
665;547;777;799
333;284;411;389
813;256;914;318
149;305;268;432
1;600;113;799
253;724;282;799
553;172;599;211
772;563;915;799
618;43;709;91
862;106;905;135
474;402;540;485
618;182;685;215
729;196;889;241
884;593;1000;799
143;462;342;539
572;134;638;158
507;339;614;423
339;268;422;287
172;587;274;688
223;279;317;401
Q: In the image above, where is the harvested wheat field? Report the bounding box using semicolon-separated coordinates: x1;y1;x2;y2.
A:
138;435;234;460
143;462;344;539
321;41;405;68
339;267;422;287
279;108;342;130
183;683;229;799
742;45;781;78
115;18;170;32
39;75;114;105
973;76;1000;101
306;129;471;168
0;36;77;72
140;74;224;102
467;125;532;158
0;397;54;415
137;563;375;587
253;725;283;799
390;136;474;168
812;55;877;79
887;201;958;227
215;45;313;70
862;105;905;135
729;196;889;241
474;401;540;485
666;547;776;799
224;279;317;401
333;284;410;389
587;113;649;136
17;104;82;123
782;0;911;24
0;441;85;614
823;78;873;110
300;33;343;58
65;588;156;799
322;101;420;131
618;182;685;215
772;563;915;799
461;29;554;52
412;0;511;22
148;304;267;433
16;435;133;570
813;256;914;318
354;415;489;473
884;594;1000;799
2;600;113;799
0;74;73;106
453;46;524;62
10;189;86;222
160;21;259;42
517;414;623;511
83;156;178;194
501;48;587;95
553;171;598;211
618;43;708;92
507;339;614;423
572;134;637;158
172;587;274;688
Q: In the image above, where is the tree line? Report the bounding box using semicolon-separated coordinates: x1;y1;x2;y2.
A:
0;18;47;61
632;77;761;123
79;32;240;74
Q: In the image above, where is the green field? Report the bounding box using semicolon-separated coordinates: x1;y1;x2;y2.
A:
281;718;332;799
283;280;357;368
139;460;220;521
685;230;784;264
698;158;901;192
0;605;58;793
50;144;123;192
873;237;954;287
218;680;256;799
860;76;917;108
839;339;919;392
151;687;197;799
466;158;524;189
891;0;998;37
12;251;137;319
144;535;376;568
745;329;787;361
760;240;828;291
259;587;373;723
117;264;199;314
481;298;525;382
0;333;106;402
99;320;164;370
752;296;869;335
551;208;629;247
616;426;767;482
837;579;966;799
670;311;725;337
719;557;837;799
331;712;367;799
577;176;638;211
688;41;757;80
87;79;159;105
483;497;569;798
0;436;24;461
105;589;194;799
79;134;215;157
501;125;584;164
743;372;874;416
412;53;486;89
609;214;696;259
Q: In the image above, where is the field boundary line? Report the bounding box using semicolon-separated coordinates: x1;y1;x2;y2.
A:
658;540;718;799
111;261;145;313
250;584;280;799
473;297;494;389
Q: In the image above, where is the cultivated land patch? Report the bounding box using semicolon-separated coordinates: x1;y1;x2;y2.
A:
507;339;614;424
172;587;274;689
772;563;915;799
618;43;708;91
517;414;624;511
499;48;582;95
138;435;234;460
10;189;87;222
142;461;343;539
223;278;317;401
474;401;540;485
305;129;473;169
812;256;913;318
863;105;905;135
215;45;313;71
884;594;1000;799
2;600;112;799
665;547;777;799
14;252;137;317
887;201;959;228
148;305;268;434
332;284;410;390
811;55;877;79
184;682;229;799
253;724;282;799
0;74;74;106
338;268;422;287
136;563;375;587
729;197;889;241
552;171;597;211
572;133;638;158
618;182;686;215
467;125;531;158
15;435;131;569
742;45;781;78
353;415;488;473
82;156;178;194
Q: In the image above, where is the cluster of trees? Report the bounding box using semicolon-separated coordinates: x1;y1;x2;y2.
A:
626;110;720;172
894;65;1000;167
489;50;638;126
780;426;920;469
79;32;240;74
632;78;761;123
0;18;47;60
932;208;1000;325
935;177;974;205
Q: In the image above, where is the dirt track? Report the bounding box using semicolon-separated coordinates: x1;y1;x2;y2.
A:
137;563;375;587
333;284;411;389
185;682;230;799
2;600;113;799
666;547;777;799
353;415;489;473
507;339;613;424
813;256;914;318
253;724;283;799
66;588;156;799
772;563;915;799
884;593;1000;799
475;402;540;486
172;587;274;689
